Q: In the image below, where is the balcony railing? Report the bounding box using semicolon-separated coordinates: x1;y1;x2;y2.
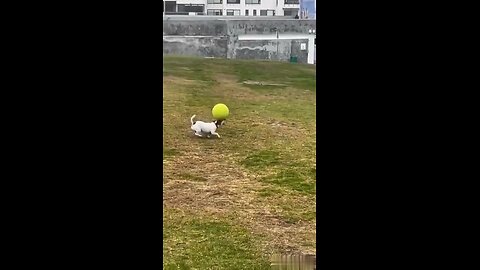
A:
164;12;205;15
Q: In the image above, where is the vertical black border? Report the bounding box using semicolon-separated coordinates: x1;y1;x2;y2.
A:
14;3;165;268
315;1;466;268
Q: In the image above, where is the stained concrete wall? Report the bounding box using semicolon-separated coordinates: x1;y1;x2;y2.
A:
163;18;316;63
290;39;309;63
225;19;316;35
163;36;228;57
233;39;308;62
163;19;227;36
234;40;289;61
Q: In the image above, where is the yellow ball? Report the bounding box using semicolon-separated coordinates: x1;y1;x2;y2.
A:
212;103;229;120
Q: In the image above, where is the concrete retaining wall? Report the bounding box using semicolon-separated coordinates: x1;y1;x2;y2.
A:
163;17;316;64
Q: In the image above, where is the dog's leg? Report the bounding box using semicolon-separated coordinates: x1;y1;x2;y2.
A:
192;125;203;137
211;132;221;138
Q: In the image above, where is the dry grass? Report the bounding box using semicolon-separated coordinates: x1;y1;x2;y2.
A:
163;56;316;269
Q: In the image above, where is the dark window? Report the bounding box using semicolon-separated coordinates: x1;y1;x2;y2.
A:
284;9;294;16
227;0;240;3
253;9;257;16
192;5;204;13
178;4;204;13
260;10;267;16
164;1;176;12
245;0;260;4
284;0;299;3
245;9;249;16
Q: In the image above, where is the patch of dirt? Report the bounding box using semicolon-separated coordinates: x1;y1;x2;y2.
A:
163;75;200;86
208;74;275;102
242;80;287;86
267;120;299;129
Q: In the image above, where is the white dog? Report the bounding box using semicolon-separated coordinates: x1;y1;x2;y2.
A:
190;115;224;138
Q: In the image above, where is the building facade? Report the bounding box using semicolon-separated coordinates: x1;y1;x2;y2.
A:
163;0;300;17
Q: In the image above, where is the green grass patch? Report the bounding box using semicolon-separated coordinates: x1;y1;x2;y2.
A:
164;56;316;91
232;60;316;91
266;102;316;124
183;85;224;109
163;216;271;270
262;168;316;195
241;150;282;168
257;187;280;197
163;148;178;159
243;84;288;92
279;204;316;224
163;56;216;83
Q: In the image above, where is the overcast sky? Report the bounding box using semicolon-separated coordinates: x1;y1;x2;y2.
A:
301;0;316;18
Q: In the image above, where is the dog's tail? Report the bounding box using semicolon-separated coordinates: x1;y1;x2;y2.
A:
190;114;196;125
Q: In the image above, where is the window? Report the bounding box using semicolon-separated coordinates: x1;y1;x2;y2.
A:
267;10;274;16
164;1;176;12
284;9;294;16
207;9;222;15
227;0;240;3
253;9;256;16
245;9;249;16
284;0;299;3
245;0;260;4
207;0;222;3
260;10;267;16
226;9;240;16
177;4;204;13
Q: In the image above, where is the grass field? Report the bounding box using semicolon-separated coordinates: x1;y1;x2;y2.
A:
163;56;316;269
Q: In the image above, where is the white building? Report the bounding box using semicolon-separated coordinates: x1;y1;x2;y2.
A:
163;0;300;17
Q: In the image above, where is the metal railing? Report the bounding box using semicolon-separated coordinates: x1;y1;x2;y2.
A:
164;12;205;15
163;15;316;20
